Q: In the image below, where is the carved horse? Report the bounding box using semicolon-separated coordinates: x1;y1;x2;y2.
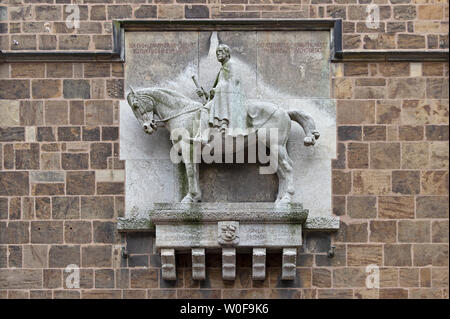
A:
126;87;319;205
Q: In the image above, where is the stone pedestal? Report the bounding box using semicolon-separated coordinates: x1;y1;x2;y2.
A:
150;202;309;281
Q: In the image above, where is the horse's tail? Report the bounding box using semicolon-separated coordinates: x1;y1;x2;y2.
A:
287;110;320;146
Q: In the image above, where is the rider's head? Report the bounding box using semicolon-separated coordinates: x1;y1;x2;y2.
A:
216;44;231;62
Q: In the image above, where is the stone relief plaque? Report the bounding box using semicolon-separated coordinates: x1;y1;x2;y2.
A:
121;30;336;220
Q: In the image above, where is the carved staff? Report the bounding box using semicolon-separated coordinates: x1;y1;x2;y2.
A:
192;75;208;105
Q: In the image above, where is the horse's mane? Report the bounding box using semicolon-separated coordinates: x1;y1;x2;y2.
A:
134;87;196;109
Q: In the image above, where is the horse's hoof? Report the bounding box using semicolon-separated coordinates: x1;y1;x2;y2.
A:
304;136;315;146
181;194;201;203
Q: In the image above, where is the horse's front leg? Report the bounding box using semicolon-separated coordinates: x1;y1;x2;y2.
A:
180;142;202;203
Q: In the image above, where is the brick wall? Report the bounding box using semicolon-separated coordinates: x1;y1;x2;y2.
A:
0;0;448;299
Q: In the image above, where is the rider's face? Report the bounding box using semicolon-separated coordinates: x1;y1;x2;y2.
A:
216;48;228;62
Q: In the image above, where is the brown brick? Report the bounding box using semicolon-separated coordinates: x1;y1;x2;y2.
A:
20;101;44;126
317;289;353;299
332;170;351;195
90;5;106;20
343;34;361;49
398;34;426;49
347;143;368;169
84;63;110;78
15;143;40;170
63;80;90;99
379;288;408;299
95;269;115;288
0;80;30;99
421;170;448;195
393;5;416;20
335;221;368;243
337;100;375;124
431;268;448;288
420;268;431;287
398;221;430;243
49;245;80;268
32;80;61;99
101;127;119;141
81;196;114;219
69;101;85;125
333;268;366;287
44;101;68;125
35;197;50;220
413;244;448;266
312;268;331;288
347;196;377;219
398;125;424;141
384;244;412;266
332;143;346;169
0;269;42;289
90;143;112;169
353;170;391;195
422;63;444;76
3;144;14;168
57;127;81;142
82;126;100;141
348;245;382;266
40;153;60;170
66;171;95;195
370;142;400;169
333;78;353;99
97;182;124;195
363;33;396;50
430;142;449;170
401;142;429;169
129;269;158;288
31;221;63;244
11;64;45;78
9;197;21;219
106;79;124;99
0;221;29;244
62;153;89;170
432;221;449;243
378;196;414;219
32;183;65;196
52;196;79;220
410;288;442;299
85;101;114;125
43;269;62;289
363;126;386;141
338;126;361;141
0;198;7;220
344;63;368;76
426;125;449;141
93;221;115;243
387;78;426;99
418;4;443;20
392;170;420;195
370;221;397;243
0;171;29;196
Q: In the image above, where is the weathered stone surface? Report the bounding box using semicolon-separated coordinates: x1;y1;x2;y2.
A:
82;245;112;267
0;171;29;196
81;196;114;219
421;170;449;195
66;171;95;195
392;170;420;194
49;245;80;268
31;221;63;244
353;170;391;195
388;78;426;99
370;142;400;169
413;244;448;266
64;221;92;244
0;100;20;126
347;196;376;219
130;269;158;288
370;221;397;243
402;142;429;169
384;244;412;266
23;245;48;268
402;100;448;125
63;80;90;99
85;101;113;125
0;127;25;142
379;196;414;219
0;80;30;99
93;221;115;243
347;245;382;266
337;100;375;124
347;143;368;169
0;269;42;289
399;221;430;243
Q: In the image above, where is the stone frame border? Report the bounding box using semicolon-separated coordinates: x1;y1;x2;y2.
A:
0;19;448;62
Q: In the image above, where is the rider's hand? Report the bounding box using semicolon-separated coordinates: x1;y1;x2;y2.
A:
209;89;215;99
196;89;204;97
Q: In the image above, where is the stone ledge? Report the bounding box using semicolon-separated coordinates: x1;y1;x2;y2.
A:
149;202;309;224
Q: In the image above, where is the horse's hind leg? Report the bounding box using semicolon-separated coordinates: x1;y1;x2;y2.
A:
276;145;294;205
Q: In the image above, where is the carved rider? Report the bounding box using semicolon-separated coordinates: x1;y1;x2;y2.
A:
194;44;246;143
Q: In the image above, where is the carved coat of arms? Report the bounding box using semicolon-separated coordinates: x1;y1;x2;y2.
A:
218;221;239;246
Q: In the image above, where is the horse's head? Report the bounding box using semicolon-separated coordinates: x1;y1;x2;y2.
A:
126;86;158;135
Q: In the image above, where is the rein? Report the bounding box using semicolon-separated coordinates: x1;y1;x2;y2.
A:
154;106;201;123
